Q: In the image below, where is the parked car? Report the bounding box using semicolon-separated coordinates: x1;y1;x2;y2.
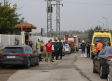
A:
107;60;112;81
52;42;65;56
93;46;112;78
78;43;81;49
0;45;39;68
63;44;71;54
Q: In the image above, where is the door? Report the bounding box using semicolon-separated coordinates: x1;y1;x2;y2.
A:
97;48;106;72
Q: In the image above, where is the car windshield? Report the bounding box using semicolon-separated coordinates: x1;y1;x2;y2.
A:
94;37;110;44
64;44;69;47
2;47;23;53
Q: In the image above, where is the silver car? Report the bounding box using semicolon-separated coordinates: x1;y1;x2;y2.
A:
107;59;112;81
63;44;71;54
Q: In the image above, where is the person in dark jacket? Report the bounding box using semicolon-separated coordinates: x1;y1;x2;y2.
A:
59;39;63;59
29;41;32;48
54;40;59;60
86;41;90;58
80;40;86;57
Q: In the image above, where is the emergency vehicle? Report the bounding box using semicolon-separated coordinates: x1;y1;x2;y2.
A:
91;30;112;59
64;33;79;52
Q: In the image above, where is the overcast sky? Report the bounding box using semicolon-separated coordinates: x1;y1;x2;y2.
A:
1;0;112;33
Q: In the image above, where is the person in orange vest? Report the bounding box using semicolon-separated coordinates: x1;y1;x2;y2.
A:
95;41;98;54
97;40;103;54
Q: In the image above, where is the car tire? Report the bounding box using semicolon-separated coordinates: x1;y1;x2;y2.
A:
93;63;97;73
26;59;31;68
100;66;105;79
35;57;39;65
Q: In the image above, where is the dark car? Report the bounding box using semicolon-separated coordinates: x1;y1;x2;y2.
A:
93;46;112;79
0;45;39;68
107;61;112;81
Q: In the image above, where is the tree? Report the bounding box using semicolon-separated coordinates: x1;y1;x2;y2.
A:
0;2;24;34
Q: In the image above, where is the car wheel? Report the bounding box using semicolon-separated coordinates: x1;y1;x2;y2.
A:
100;66;105;79
26;59;31;68
35;57;39;65
93;63;97;73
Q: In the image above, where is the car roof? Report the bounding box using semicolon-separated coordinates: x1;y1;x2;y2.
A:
5;45;29;48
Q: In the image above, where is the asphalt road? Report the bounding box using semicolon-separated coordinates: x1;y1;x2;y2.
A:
0;50;107;81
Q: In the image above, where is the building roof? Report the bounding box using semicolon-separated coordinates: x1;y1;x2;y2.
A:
15;23;37;29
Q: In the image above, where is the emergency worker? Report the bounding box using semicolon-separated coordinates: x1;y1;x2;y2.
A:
95;41;98;54
80;40;86;57
86;41;90;58
36;39;40;53
59;39;63;59
96;40;103;54
54;40;59;60
74;43;77;53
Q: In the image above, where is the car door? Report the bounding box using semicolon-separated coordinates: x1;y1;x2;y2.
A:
27;46;35;63
97;48;106;72
94;49;104;71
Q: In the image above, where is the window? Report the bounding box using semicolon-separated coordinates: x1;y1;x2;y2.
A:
2;47;23;53
25;47;28;52
94;37;110;44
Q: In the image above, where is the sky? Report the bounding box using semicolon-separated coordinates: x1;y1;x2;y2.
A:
1;0;112;33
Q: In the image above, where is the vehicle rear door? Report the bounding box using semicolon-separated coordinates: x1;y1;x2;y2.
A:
1;47;23;61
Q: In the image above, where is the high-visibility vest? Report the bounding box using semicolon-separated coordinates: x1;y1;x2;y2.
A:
97;42;103;50
37;42;39;48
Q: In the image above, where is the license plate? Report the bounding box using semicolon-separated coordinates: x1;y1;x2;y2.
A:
7;56;15;58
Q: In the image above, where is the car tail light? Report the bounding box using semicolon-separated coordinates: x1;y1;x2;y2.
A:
0;54;5;57
105;57;112;61
17;54;26;56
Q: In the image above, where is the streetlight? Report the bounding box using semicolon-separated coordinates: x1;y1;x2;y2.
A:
102;16;107;29
98;21;104;30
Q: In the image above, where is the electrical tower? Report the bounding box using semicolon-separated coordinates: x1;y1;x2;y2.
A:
45;0;54;37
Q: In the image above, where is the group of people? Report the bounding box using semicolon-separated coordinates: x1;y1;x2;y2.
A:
80;39;111;58
80;40;90;57
35;39;63;63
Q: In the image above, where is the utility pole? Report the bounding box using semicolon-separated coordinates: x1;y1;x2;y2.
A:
45;0;53;37
52;1;63;39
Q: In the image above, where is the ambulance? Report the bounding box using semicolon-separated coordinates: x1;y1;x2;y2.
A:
91;30;112;59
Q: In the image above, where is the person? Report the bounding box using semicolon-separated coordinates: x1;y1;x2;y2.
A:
29;41;32;48
80;40;86;57
74;43;77;53
86;41;90;58
54;40;59;60
59;39;63;59
45;40;52;63
36;39;40;53
50;39;55;62
96;40;103;55
95;41;98;54
38;40;44;61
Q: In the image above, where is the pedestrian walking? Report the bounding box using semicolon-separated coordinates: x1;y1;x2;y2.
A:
59;39;63;59
96;40;103;55
54;40;59;60
36;39;40;53
38;40;44;61
86;41;90;58
80;40;86;57
45;40;52;63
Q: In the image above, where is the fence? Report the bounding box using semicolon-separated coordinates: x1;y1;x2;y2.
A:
0;34;53;49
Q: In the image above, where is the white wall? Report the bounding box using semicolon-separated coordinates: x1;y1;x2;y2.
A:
0;34;53;49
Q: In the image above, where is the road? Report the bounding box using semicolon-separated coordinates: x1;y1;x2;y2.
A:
0;50;106;81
